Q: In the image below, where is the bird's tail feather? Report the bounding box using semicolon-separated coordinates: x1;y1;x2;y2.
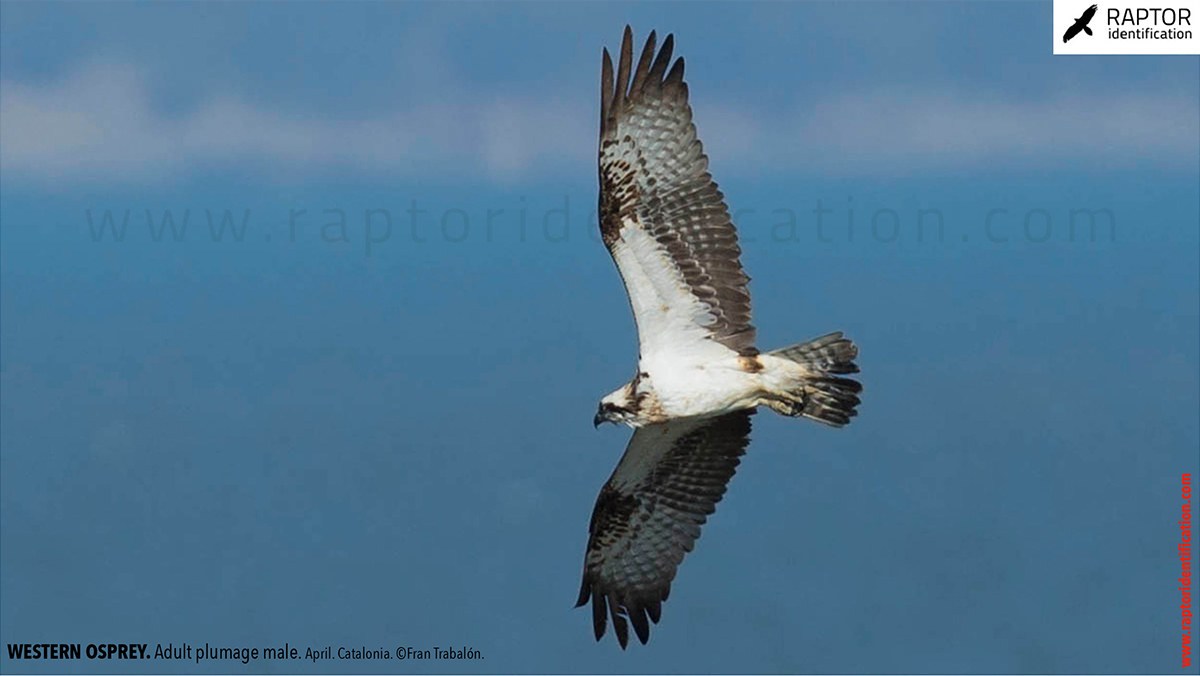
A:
769;332;859;374
1084;26;1093;35
767;332;862;427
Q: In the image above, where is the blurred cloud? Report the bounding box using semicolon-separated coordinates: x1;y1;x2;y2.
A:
771;89;1199;174
2;60;1196;186
0;61;594;185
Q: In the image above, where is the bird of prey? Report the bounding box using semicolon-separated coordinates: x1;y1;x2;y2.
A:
1063;4;1098;42
576;26;864;648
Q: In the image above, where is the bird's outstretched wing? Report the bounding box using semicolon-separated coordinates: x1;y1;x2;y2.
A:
598;26;755;362
575;411;754;647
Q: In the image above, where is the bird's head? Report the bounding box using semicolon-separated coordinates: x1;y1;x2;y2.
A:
594;384;638;428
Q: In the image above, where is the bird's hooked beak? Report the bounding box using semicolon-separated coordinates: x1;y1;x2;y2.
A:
594;403;613;428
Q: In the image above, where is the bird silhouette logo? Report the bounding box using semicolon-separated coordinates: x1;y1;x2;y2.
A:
1063;4;1099;42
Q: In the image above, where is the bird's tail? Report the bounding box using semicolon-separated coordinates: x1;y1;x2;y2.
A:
765;332;862;427
1083;26;1093;35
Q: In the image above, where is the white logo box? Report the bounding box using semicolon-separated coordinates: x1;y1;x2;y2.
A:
1054;0;1200;54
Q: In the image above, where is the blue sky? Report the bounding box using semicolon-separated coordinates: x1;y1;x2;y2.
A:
1;2;1197;673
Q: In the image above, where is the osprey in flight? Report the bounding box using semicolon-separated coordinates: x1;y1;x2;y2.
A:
576;27;864;648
